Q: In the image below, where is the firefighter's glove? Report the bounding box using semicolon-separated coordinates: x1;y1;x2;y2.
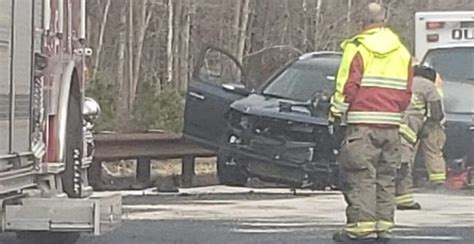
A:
328;111;341;135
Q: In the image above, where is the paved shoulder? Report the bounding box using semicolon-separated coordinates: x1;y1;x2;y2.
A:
1;187;472;243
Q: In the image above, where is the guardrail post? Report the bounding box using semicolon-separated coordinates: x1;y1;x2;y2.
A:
137;157;151;185
181;156;195;187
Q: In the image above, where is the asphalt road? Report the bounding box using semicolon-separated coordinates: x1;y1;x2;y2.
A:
0;186;473;244
76;220;474;244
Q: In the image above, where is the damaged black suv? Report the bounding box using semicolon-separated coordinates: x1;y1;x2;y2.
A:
184;45;474;189
183;46;343;189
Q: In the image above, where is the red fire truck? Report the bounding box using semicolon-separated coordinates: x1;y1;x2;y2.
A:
0;0;121;243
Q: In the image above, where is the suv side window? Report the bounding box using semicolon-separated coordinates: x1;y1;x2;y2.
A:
198;48;243;85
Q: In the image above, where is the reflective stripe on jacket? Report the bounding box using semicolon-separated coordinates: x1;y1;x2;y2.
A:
331;27;413;126
435;73;444;98
346;111;402;125
399;123;418;143
399;95;427;143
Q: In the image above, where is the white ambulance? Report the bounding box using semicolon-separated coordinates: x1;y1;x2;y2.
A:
415;11;474;161
415;11;474;60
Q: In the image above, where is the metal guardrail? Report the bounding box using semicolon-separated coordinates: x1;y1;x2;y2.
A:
90;133;215;189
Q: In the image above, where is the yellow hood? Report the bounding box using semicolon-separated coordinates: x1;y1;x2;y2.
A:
342;28;402;57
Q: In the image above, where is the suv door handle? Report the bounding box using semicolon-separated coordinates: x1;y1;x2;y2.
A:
189;92;205;100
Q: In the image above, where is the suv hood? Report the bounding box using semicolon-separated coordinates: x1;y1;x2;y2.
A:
230;94;329;126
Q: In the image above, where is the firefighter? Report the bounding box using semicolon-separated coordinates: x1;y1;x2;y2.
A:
419;73;447;186
329;2;413;242
396;65;444;210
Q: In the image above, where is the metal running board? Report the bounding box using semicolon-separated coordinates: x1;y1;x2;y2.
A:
3;193;121;235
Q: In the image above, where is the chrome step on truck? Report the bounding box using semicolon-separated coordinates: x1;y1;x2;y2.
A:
3;193;122;235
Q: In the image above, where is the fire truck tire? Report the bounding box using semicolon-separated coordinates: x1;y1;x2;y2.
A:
217;151;248;186
63;76;84;198
17;232;80;244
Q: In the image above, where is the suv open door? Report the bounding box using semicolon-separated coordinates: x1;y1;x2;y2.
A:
183;46;251;150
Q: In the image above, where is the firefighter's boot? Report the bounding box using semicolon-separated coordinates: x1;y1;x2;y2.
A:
397;202;421;210
332;229;378;243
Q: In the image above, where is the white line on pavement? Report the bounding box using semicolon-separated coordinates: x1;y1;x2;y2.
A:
394;235;464;241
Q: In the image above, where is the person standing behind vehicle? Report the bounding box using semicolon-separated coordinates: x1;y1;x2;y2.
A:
396;65;444;210
419;72;447;186
329;2;413;242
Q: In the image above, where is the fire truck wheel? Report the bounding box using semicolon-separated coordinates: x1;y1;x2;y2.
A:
17;232;80;244
63;76;84;198
217;151;248;186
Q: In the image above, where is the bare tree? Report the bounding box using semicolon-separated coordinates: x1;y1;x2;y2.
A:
314;0;323;48
232;0;243;55
179;0;193;92
236;0;251;63
281;0;290;45
128;0;134;108
302;0;309;50
261;1;271;48
130;0;152;104
91;0;111;81
346;0;352;36
173;0;183;88
166;0;174;84
85;0;474;132
116;2;129;121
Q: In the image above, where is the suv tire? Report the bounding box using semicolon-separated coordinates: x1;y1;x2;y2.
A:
217;151;248;186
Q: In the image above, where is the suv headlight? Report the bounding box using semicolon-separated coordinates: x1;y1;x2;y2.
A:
240;116;250;129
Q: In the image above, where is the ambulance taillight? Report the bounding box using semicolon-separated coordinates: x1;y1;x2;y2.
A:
426;21;445;30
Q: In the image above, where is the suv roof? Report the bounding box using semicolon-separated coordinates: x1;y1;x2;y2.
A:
298;51;342;60
428;42;474;50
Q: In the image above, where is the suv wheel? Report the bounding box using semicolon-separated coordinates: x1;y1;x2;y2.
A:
217;151;248;186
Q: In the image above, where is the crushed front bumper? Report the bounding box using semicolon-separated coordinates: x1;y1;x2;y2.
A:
224;127;339;188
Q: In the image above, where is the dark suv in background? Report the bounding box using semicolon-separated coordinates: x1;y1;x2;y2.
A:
183;46;343;189
421;44;474;162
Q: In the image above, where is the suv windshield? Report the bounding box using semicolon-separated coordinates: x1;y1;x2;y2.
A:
262;58;339;102
422;47;474;84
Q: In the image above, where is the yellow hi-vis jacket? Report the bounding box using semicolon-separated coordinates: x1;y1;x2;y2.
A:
331;27;412;126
